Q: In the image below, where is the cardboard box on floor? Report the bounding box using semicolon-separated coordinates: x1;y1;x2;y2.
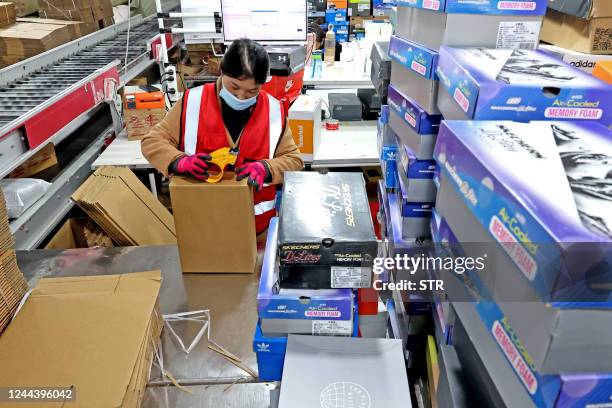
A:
72;166;176;246
170;174;257;274
0;271;163;408
541;5;612;54
45;218;114;249
8;143;57;178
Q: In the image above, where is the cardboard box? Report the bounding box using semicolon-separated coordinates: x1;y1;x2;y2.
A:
541;7;612;54
326;7;347;23
436;47;612;124
13;0;38;16
279;336;411;408
278;172;378;269
17;17;97;40
170;174;257;274
288;94;322;162
45;218;114;249
0;21;71;61
0;2;16;27
124;107;166;141
397;0;548;14
0;271;163;408
388;84;441;160
328;0;348;9
72;166;176;246
392;177;433;239
434;120;612;303
396;3;544;50
436;345;474;408
391;61;439;115
593;60;612;83
8;143;57;178
396;142;436;203
0;249;28;333
539;43;612;74
349;0;371;17
547;0;612;19
258;218;354;335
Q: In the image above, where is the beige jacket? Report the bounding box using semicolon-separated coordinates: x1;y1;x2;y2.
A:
141;80;304;184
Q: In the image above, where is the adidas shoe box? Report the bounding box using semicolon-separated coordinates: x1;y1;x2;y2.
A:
388;84;441;160
395;0;546;51
389;35;440;115
278;172;377;289
434;120;612;374
436;47;612;125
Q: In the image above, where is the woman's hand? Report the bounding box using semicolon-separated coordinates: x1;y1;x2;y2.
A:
236;161;270;192
172;154;212;181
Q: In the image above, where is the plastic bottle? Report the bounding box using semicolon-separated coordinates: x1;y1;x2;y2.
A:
312;50;323;79
324;26;336;64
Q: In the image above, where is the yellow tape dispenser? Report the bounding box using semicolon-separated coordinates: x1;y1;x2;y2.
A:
206;147;239;183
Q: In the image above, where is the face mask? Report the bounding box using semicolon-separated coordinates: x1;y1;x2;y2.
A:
220;83;258;111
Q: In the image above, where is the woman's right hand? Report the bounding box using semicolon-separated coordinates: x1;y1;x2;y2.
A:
172;154;212;181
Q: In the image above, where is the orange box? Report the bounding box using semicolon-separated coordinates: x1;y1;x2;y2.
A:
328;1;348;9
593;61;612;84
288;95;322;163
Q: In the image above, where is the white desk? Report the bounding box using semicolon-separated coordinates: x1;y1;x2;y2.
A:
91;135;158;196
304;61;373;89
91;136;152;169
312;121;379;168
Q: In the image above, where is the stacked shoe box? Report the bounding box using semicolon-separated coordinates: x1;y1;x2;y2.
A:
254;172;377;381
325;6;350;43
370;41;392;103
431;120;612;407
435;46;612;125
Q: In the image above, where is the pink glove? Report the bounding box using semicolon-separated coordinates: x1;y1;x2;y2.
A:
175;153;212;181
236;161;269;192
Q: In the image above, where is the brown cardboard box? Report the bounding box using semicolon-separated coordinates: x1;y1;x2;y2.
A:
170;174;257;274
541;7;612;54
0;271;163;408
0;21;72;60
8;143;57;178
0;2;16;27
17;17;97;40
72;166;177;246
125;107;167;141
350;16;388;29
13;0;37;16
45;218;114;249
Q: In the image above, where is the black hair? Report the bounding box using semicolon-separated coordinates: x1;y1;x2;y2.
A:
220;39;270;85
309;23;325;47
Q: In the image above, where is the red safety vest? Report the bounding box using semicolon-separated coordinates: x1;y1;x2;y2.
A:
179;83;283;234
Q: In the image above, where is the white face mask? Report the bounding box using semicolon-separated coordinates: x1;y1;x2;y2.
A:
220;82;258;111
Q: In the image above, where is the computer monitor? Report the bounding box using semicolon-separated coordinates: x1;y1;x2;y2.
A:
221;0;307;44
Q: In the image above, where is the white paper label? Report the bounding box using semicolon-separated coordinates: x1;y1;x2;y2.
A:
331;267;366;288
358;3;369;11
496;22;541;50
312;320;352;336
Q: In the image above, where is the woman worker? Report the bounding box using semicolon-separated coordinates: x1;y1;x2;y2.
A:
142;39;304;235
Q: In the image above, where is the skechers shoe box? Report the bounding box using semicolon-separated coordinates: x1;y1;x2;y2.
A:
436;47;612;125
278;172;378;290
433;120;612;374
388;84;442;160
389;35;440;115
395;0;547;51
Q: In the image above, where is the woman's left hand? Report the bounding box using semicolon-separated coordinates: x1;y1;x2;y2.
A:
236;161;269;192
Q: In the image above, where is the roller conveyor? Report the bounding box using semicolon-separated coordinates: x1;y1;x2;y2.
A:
0;14;181;250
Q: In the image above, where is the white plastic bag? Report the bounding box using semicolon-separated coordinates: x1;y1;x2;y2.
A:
0;179;51;219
